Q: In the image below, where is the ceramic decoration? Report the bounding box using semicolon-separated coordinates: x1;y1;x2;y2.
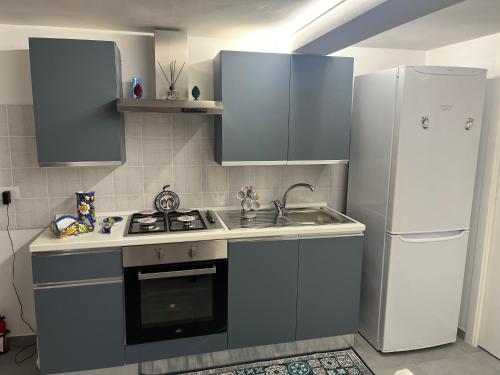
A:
132;77;143;99
49;215;94;238
154;185;180;213
101;216;123;234
237;186;261;219
76;191;96;228
192;86;200;100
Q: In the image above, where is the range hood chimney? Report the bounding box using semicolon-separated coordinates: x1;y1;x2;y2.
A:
117;30;223;115
154;30;189;100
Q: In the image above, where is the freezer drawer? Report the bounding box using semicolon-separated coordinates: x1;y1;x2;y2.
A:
380;230;468;352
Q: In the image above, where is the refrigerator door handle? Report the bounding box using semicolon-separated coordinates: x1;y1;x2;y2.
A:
397;230;466;243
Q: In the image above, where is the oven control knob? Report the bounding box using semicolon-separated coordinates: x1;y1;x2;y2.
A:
157;248;167;260
188;247;197;258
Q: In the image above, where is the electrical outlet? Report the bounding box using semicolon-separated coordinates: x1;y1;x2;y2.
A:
2;191;11;205
0;186;20;199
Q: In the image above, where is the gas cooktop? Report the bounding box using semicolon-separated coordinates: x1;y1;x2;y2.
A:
127;210;223;235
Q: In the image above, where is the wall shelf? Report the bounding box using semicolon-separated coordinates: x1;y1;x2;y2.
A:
117;99;223;115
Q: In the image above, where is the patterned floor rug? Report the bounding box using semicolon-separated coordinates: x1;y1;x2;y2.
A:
175;349;374;375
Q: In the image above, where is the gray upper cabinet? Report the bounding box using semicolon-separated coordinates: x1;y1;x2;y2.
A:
214;51;290;164
296;236;363;340
289;55;354;161
213;51;354;165
29;38;125;166
227;238;299;348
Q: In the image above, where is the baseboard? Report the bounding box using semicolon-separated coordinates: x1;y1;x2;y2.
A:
457;328;466;340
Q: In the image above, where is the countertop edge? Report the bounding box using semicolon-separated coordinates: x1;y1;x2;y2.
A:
29;205;366;253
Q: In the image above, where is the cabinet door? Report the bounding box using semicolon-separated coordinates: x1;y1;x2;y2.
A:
228;239;299;348
296;236;363;340
288;55;353;161
214;51;290;163
29;38;124;165
35;281;124;374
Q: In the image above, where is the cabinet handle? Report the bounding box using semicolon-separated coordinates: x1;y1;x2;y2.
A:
138;266;216;280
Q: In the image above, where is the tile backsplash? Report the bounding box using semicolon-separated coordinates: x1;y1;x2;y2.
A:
0;105;348;230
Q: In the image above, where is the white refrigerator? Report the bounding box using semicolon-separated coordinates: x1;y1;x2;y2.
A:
347;66;486;352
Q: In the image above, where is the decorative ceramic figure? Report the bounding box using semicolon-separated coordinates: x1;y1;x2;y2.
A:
192;86;200;100
76;191;96;228
132;77;143;98
101;216;123;234
237;186;261;219
49;215;94;238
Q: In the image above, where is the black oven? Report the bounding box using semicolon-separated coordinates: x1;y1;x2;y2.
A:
123;241;228;345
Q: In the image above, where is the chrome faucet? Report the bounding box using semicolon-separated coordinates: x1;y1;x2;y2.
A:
273;183;315;216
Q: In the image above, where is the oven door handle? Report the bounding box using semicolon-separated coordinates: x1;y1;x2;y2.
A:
138;266;217;280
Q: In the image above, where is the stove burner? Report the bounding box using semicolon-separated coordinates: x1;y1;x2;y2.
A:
167;210;207;232
140;224;161;231
127;209;218;235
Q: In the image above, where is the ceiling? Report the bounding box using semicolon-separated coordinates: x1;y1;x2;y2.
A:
0;0;318;39
355;0;500;50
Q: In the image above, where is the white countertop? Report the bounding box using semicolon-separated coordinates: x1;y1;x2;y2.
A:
29;204;365;253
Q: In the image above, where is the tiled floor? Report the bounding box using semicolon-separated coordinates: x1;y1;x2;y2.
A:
1;335;499;375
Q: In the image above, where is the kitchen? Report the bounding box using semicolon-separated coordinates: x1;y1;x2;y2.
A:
1;1;500;375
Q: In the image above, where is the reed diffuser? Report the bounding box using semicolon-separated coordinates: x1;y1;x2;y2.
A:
157;59;185;99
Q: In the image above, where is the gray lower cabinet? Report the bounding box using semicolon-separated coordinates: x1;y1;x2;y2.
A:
296;236;364;340
29;38;125;166
214;51;291;163
35;281;124;375
288;55;354;161
227;238;299;348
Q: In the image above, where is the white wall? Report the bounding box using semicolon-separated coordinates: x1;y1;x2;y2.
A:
333;46;426;76
0;23;425;337
0;229;42;335
426;32;500;333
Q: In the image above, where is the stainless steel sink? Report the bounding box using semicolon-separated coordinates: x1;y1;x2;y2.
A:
284;208;353;225
217;207;355;230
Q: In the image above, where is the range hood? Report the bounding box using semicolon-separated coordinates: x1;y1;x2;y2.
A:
118;30;223;115
117;98;223;114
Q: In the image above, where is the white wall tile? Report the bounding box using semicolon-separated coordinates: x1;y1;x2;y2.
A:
173;166;202;193
0;201;16;230
8;105;35;136
114;195;145;211
173;138;202;165
12;168;48;198
47;168;82;197
142;113;171;137
142;137;172;166
10;137;37;167
15;198;49;228
0;168;12;186
143;165;173;195
0;105;8;136
202;166;228;192
113;166;143;195
123;136;143;166
229;166;255;191
255;166;282;190
81;167;115;196
0;138;11;168
202;192;229;207
49;197;76;218
124;113;142;137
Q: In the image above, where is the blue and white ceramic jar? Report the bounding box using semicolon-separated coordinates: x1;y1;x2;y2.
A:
76;191;96;227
